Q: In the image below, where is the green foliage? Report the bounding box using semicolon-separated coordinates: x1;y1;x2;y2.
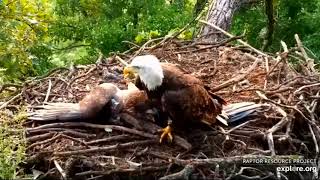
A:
0;110;26;179
0;0;53;83
135;30;161;44
50;0;194;55
231;0;320;60
0;0;195;84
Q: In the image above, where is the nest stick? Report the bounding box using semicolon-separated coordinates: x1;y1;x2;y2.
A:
53;140;156;156
54;160;67;180
75;165;167;176
159;164;195;180
199;20;270;58
43;79;52;103
0;93;21;110
27;122;156;139
211;53;261;92
115;56;129;66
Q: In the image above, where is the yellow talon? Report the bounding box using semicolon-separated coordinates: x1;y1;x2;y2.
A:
159;120;173;143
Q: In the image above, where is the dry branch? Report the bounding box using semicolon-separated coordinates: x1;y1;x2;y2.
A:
54;160;67;180
53;140;156;156
75;165;168;177
85;134;132;145
26;122;192;150
199;20;270;58
210;53;261;92
27;122;156;139
159;164;195;180
0;93;21;110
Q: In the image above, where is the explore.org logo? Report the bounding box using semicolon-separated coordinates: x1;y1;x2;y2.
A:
242;157;319;179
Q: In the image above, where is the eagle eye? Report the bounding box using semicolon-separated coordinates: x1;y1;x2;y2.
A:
132;65;140;69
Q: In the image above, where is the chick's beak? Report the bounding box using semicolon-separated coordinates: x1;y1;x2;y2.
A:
123;66;137;81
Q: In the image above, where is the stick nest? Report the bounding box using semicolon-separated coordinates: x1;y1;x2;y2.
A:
1;37;320;180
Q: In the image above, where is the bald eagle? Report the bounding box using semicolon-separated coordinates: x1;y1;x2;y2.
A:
123;55;227;143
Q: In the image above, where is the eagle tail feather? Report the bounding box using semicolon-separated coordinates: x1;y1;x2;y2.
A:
217;102;270;126
28;103;82;121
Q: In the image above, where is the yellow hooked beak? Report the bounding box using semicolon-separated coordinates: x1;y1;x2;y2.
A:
123;66;138;81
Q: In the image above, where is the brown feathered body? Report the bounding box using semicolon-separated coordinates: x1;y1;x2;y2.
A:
120;82;149;110
134;63;226;127
78;83;122;119
28;83;150;121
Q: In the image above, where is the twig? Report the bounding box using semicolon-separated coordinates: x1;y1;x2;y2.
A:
294;34;309;62
131;37;165;58
26;122;192;150
294;34;316;74
159;164;195;180
60;134;89;148
149;10;204;51
27;128;96;138
266;117;289;156
26;67;69;83
226;119;258;134
256;90;292;155
294;82;320;95
75;165;167;176
85;135;132;145
266;56;283;77
199;20;270;58
27;133;61;150
267;117;289;134
181;35;244;49
256;91;311;123
248;148;271;155
308;124;319;157
122;41;140;48
264;57;269;89
176;36;244;54
210;53;261;92
54;160;67;180
280;41;289;53
115;56;129;66
26;122;156;139
304;100;320;157
43;79;52;103
67;66;97;88
27;132;56;143
0;83;23;93
53;140;156;156
0;93;21;110
95;51;104;64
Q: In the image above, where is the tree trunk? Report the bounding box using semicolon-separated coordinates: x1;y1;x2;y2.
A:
200;0;257;42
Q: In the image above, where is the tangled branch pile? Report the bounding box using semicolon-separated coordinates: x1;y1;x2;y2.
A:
1;34;319;179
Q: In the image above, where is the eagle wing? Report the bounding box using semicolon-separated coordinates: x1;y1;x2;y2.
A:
161;84;222;126
79;83;120;118
28;83;121;121
161;63;204;88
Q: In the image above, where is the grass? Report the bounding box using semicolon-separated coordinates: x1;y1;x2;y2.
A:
0;108;27;179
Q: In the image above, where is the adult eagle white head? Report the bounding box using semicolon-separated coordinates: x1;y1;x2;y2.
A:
124;55;164;90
